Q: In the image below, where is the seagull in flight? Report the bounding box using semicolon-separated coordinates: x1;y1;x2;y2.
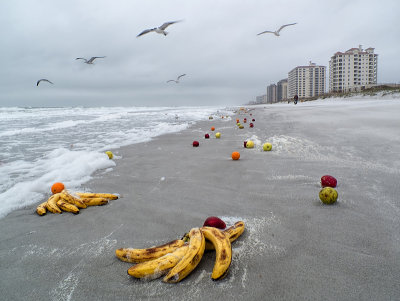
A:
167;74;186;83
36;79;53;86
75;56;106;64
137;20;182;37
257;23;297;36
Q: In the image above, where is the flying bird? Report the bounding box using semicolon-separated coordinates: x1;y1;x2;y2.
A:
75;56;106;64
167;74;186;83
257;23;297;36
137;20;182;37
36;79;53;86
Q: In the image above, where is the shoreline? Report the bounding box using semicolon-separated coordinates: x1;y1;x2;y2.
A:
1;102;399;300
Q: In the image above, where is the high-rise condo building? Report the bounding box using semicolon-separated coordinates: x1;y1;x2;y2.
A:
329;45;378;92
288;62;326;99
277;79;288;102
267;84;277;103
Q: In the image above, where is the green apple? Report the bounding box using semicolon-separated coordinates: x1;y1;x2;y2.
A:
319;187;338;204
105;151;113;159
246;140;254;148
263;143;272;151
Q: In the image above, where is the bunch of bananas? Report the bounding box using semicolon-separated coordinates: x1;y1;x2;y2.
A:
115;221;245;282
36;190;118;215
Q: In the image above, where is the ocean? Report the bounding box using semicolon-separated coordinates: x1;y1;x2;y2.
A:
0;106;234;218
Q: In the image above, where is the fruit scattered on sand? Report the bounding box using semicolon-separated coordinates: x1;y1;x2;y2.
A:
51;182;65;194
321;175;337;188
105;151;113;159
203;216;226;229
263;143;272;151
246;140;254;148
319;187;338;204
231;151;240;160
193;141;200;147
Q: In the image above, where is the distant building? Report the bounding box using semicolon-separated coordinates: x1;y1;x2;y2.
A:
329;45;378;92
267;84;277;103
288;62;326;99
277;79;288;101
256;94;267;104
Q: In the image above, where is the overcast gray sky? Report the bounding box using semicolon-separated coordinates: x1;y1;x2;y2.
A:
0;0;399;107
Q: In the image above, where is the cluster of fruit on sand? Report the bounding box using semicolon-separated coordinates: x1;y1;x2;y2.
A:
319;175;338;204
36;182;118;216
115;216;245;283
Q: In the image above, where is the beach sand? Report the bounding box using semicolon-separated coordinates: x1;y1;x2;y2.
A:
1;100;399;300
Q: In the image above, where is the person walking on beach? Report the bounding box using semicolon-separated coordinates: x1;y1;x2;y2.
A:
294;95;298;105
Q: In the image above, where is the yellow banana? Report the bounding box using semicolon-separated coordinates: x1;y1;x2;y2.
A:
201;226;232;280
36;201;47;216
75;192;118;200
116;239;185;263
163;228;205;283
60;190;87;208
205;221;245;250
46;193;62;214
128;245;189;279
80;197;108;206
56;199;79;214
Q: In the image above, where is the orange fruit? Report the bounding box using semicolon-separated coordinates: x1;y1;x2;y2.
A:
51;182;65;194
211;126;215;131
231;151;240;160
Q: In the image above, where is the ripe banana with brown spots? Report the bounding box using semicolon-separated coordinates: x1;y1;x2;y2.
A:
46;193;62;214
56;199;79;214
36;201;48;216
80;198;109;206
127;244;189;279
201;226;232;280
116;239;185;263
205;221;245;250
60;190;87;208
163;228;205;283
75;192;118;200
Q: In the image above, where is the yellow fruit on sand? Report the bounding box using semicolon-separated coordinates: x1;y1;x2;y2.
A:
105;151;113;159
246;140;254;148
319;187;338;204
263;143;272;151
215;132;221;138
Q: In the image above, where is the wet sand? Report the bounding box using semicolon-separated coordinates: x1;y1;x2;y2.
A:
1;99;399;300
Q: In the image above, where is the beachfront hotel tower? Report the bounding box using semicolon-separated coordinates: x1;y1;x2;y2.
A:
329;45;378;92
288;62;326;99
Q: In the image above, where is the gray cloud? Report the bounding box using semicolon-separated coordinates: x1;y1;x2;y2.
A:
1;0;399;107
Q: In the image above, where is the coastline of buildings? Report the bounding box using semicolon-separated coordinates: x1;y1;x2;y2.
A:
251;45;381;104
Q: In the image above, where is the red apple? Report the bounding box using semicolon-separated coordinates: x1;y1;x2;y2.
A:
205;133;210;139
244;141;247;148
321;175;337;188
203;216;226;229
249;123;254;128
193;141;200;147
252;118;255;122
